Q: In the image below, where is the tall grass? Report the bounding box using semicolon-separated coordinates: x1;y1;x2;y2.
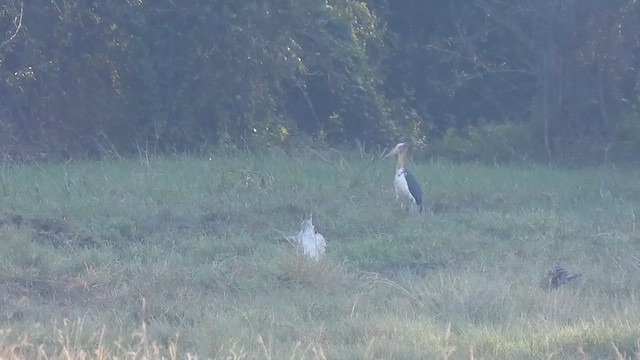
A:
1;150;640;359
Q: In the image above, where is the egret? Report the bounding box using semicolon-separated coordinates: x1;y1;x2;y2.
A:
384;142;423;213
294;214;326;262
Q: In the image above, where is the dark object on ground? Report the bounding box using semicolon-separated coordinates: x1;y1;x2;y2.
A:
545;265;582;289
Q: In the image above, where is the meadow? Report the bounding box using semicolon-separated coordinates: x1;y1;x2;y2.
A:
1;148;640;359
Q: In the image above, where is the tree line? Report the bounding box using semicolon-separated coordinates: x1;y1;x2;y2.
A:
1;0;639;163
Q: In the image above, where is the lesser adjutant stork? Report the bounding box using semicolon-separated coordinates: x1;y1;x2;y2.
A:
384;142;423;213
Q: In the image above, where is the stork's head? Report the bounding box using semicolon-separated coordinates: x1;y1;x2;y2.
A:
383;142;408;159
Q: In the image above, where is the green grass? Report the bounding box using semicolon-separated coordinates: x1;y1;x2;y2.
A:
1;150;640;359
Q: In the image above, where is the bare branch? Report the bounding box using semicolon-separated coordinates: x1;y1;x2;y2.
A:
0;0;24;49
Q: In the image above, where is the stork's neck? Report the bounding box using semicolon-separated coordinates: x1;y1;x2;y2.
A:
396;151;406;170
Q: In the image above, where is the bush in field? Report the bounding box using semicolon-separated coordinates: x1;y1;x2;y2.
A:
432;122;542;163
612;111;640;161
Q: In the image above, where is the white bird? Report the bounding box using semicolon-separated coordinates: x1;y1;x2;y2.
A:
294;214;326;262
384;142;423;213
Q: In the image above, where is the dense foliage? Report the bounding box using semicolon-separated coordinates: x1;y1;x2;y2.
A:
1;0;640;163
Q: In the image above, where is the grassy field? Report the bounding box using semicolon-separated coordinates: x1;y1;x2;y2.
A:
1;148;640;359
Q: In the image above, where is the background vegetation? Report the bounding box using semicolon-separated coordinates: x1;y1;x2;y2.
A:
1;0;640;163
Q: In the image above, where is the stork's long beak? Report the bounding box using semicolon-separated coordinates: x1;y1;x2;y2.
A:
383;148;397;159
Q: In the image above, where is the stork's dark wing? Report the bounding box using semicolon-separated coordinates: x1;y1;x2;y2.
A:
403;169;423;212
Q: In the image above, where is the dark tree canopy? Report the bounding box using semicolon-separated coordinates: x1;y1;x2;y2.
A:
1;0;640;163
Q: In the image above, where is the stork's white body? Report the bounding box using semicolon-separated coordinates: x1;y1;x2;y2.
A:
394;168;421;213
